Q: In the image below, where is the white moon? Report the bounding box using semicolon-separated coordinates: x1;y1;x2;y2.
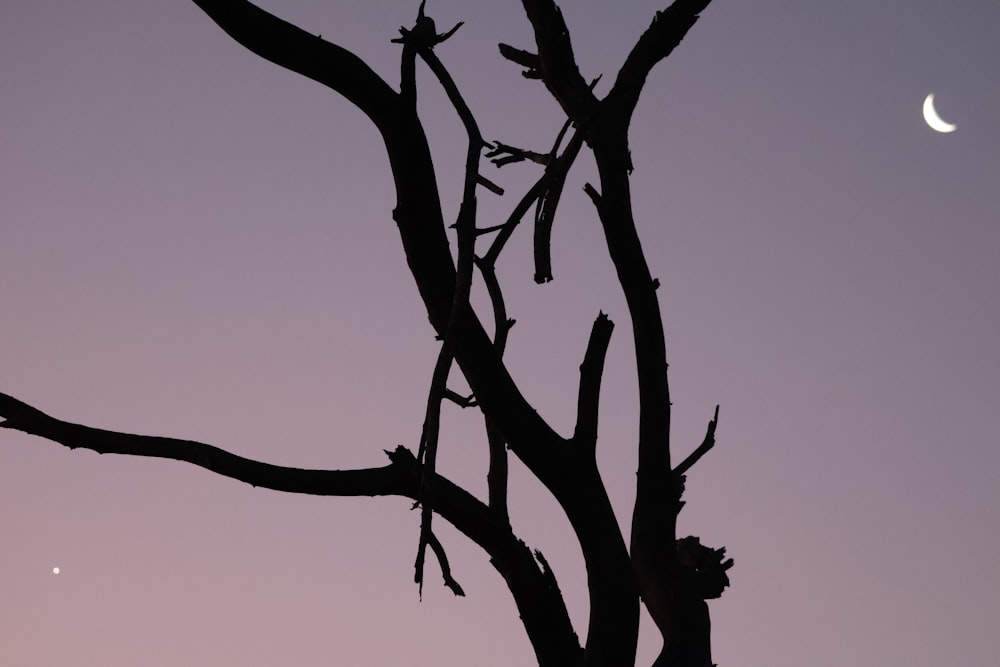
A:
923;93;957;133
52;567;60;574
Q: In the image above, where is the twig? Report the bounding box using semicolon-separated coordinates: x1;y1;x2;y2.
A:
410;35;484;592
673;405;719;476
427;530;465;597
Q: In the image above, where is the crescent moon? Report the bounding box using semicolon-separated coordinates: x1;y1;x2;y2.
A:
922;93;957;133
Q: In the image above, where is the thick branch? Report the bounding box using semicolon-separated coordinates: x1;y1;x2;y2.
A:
191;0;400;126
572;312;614;450
590;126;679;657
427;531;465;597
473;261;512;525
0;393;406;497
674;404;719;477
533;128;584;282
518;0;597;123
605;0;712;122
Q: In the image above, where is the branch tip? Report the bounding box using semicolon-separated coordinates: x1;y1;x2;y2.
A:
673;404;720;477
498;43;542;78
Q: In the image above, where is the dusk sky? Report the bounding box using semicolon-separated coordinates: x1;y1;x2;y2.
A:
3;1;999;665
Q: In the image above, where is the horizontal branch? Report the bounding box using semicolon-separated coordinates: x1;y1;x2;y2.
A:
0;392;407;497
498;42;542;79
0;390;581;664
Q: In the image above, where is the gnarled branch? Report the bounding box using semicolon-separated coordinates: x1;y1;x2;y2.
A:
0;391;581;665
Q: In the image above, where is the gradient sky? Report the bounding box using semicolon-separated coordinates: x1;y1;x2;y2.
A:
3;2;999;665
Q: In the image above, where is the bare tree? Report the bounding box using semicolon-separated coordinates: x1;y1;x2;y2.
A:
0;1;731;665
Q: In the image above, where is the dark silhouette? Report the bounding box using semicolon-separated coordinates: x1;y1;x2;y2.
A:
0;1;731;665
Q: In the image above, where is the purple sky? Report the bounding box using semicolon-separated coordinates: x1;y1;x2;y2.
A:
3;1;999;665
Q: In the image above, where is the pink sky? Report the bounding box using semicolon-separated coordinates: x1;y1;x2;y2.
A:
3;1;999;665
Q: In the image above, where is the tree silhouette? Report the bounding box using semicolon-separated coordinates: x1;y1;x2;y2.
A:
0;1;731;665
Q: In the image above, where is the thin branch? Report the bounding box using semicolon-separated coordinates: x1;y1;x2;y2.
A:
482;123;583;270
476;174;505;195
411;37;484;591
475;120;588;528
414;339;455;591
418;49;484;146
0;393;406;498
474;256;512;524
473;263;512;524
391;1;464;50
486;141;550;167
443;390;477;408
474;259;513;351
477;121;589;527
673;404;719;477
482;178;548;266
